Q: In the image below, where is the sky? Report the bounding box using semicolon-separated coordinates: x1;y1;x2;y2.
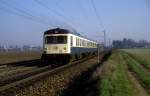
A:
0;0;150;46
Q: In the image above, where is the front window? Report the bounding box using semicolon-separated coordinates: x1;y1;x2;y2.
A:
46;36;67;44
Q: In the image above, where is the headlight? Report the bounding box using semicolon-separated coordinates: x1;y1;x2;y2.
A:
63;47;67;52
64;47;66;50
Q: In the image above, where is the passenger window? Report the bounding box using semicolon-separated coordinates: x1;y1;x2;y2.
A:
76;38;78;46
71;36;73;46
78;39;81;46
80;39;82;47
82;40;84;47
76;38;79;46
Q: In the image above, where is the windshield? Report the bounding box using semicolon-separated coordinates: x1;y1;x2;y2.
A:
46;36;67;44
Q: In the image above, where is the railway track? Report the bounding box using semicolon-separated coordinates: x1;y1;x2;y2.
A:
0;65;7;69
0;59;40;73
0;55;96;94
0;66;37;80
0;59;40;67
0;65;52;86
0;59;40;82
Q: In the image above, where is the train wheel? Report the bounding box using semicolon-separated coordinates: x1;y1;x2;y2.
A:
75;54;78;60
66;55;71;63
70;55;75;62
54;59;61;65
82;53;86;58
79;54;82;59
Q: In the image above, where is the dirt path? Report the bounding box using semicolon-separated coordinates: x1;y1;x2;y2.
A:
127;71;149;96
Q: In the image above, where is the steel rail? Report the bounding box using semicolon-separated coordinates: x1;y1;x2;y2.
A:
0;55;96;93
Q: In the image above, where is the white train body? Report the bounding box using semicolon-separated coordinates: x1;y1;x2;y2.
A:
42;28;98;65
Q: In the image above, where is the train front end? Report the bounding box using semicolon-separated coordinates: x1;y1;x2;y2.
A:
41;29;71;65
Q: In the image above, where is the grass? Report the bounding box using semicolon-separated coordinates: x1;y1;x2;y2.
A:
0;51;42;64
128;53;150;70
122;49;150;70
100;51;134;96
121;52;150;90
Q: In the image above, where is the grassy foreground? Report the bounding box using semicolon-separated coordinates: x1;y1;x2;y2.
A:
99;51;133;96
121;52;150;90
123;49;150;70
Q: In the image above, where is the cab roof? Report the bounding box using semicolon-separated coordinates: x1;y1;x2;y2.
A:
44;28;81;36
44;28;97;43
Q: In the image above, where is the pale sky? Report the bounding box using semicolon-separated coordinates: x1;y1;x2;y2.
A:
0;0;150;46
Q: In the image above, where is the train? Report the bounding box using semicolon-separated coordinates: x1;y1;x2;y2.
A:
41;28;98;65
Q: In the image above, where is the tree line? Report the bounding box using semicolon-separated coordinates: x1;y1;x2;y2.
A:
113;38;150;49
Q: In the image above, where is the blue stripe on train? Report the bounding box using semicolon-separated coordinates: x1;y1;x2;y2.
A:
71;47;97;54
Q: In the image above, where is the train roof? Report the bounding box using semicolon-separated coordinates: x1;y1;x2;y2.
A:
44;28;81;36
44;28;97;43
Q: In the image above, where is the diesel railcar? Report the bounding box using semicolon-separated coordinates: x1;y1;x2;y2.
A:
41;28;98;65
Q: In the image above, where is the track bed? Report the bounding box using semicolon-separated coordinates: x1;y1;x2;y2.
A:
0;54;101;96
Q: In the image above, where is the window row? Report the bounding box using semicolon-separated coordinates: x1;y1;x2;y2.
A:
76;38;97;47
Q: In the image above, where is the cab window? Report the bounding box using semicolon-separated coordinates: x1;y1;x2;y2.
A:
46;36;67;44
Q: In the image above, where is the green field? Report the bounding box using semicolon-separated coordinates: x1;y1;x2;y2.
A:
99;51;134;96
99;49;150;96
122;49;150;70
122;52;150;90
